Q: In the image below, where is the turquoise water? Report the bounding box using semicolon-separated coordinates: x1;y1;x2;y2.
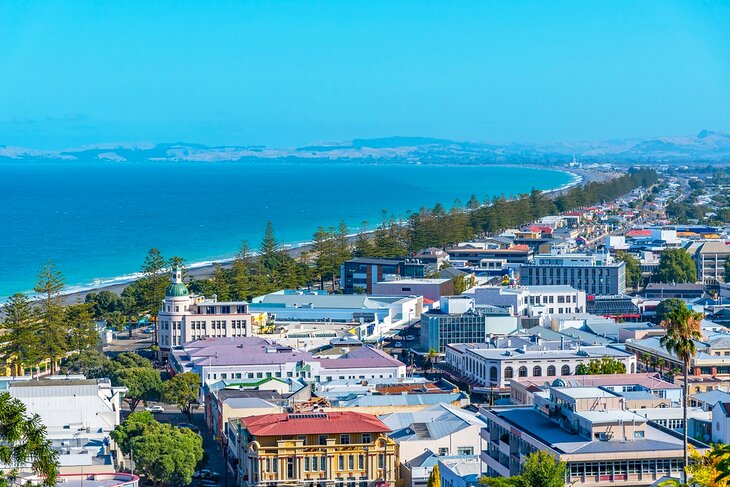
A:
0;161;572;298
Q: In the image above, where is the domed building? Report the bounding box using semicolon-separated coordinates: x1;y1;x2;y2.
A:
157;267;253;359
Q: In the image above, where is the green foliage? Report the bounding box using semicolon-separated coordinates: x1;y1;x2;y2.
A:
427;463;441;487
480;451;566;487
653;248;697;284
111;412;203;486
0;293;41;376
615;251;642;289
64;302;99;352
136;247;169;317
33;262;67;374
115;367;162;411
0;392;59;487
162;372;200;418
575;356;627;375
655;298;687;323
259;221;281;271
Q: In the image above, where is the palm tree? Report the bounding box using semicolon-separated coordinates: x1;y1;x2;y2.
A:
657;358;666;377
641;352;651;372
0;392;59;486
426;348;439;374
660;304;704;484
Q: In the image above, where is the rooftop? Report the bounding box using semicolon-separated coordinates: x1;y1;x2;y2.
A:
240;411;390;436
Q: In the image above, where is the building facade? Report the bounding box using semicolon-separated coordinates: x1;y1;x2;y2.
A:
229;411;397;487
520;253;626;296
341;258;427;294
157;267;252;357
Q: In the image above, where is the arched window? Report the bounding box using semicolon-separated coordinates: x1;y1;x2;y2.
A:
547;365;556;377
504;367;513;379
631;363;636;373
533;366;542;377
561;364;571;376
490;366;498;383
518;366;528;377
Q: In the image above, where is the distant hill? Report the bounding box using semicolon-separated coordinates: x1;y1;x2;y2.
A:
2;131;730;164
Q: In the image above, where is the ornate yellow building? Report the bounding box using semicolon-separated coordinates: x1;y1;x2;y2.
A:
229;411;397;487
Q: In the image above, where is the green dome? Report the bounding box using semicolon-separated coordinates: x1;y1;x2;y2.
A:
165;282;189;297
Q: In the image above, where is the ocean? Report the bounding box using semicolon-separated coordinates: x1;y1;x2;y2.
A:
0;160;573;299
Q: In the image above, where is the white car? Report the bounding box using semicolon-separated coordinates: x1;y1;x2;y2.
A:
394;341;403;348
144;405;164;413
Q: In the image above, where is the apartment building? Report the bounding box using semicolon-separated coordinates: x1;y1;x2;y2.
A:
480;386;707;485
473;285;586;316
157;267;252;357
341;257;427;294
520;253;626;296
229;411;397;487
687;240;730;284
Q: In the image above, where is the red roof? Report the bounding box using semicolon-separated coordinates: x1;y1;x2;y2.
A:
423;298;436;305
527;225;554;235
626;229;652;237
241;411;391;437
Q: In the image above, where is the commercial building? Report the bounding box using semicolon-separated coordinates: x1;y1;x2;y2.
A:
6;376;127;474
480;385;708;485
229;411;397;487
520;253;626;296
445;245;532;267
473;285;586;316
170;337;406;387
11;473;139;487
644;283;705;300
445;337;636;389
157;267;253;357
687;240;730;284
341;257;427;294
420;297;518;353
371;278;454;303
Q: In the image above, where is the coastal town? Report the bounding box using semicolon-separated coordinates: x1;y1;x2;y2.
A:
5;163;730;486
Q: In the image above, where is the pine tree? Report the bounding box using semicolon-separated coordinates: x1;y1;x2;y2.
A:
260;221;281;271
33;262;67;374
0;293;41;376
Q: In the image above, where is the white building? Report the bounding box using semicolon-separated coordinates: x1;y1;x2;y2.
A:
445;338;636;388
6;376;126;474
379;404;487;463
472;285;586;316
157;267;252;357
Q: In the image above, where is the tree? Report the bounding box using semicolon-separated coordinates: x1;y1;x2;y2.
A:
653;248;698;284
115;367;162;412
641;352;651;372
615;251;642;289
425;348;438;373
65;302;98;352
111;411;203;486
33;262;67;374
0;392;59;487
0;293;41;376
575;356;627;375
660;303;704;484
480;451;566;487
260;221;280;271
724;258;730;283
162;372;200;419
137;248;168;318
656;298;688;324
427;463;441;487
59;349;113;378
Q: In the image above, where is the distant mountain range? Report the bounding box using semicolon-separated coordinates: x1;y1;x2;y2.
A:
2;130;730;164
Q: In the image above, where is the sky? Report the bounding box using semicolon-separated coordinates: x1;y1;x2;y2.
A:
0;0;729;149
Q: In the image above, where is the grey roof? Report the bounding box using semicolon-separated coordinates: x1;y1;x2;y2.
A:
380;403;485;443
692;389;730;406
614;390;662;401
252;293;411;308
223;397;280;409
340;392;464;408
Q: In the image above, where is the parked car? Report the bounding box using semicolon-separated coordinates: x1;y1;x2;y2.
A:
194;470;220;481
144;405;164;413
178;422;201;433
394;341;403;348
405;335;415;341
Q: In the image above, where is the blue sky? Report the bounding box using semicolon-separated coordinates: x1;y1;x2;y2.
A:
1;0;729;148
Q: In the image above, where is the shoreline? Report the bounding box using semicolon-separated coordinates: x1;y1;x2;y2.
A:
3;164;591;306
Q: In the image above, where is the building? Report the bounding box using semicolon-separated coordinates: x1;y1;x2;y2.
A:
229;411;397;487
585;295;642;321
520;253;626;296
10;473;139;487
420;297;518;353
445;245;532;267
341;257;427;294
445;338;636;389
6;377;126;474
157;267;253;358
379;403;487;463
473;285;586;316
438;457;482;487
480;385;708;485
687;240;730;284
711;402;730;443
170;337;406;388
509;373;681;406
644;283;705;300
371;278;454;303
250;290;422;339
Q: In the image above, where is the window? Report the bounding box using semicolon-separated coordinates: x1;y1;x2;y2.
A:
319;435;328;445
490;366;498;382
340;434;350;445
338;455;345;470
358;455;365;469
304;457;310;471
361;433;371;444
438;447;449;456
378;454;385;469
518;366;528;377
547;365;556;376
533;366;542;377
287;458;294;478
634;431;645;438
348;455;354;469
561;364;571;375
504;367;513;379
457;447;474;455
